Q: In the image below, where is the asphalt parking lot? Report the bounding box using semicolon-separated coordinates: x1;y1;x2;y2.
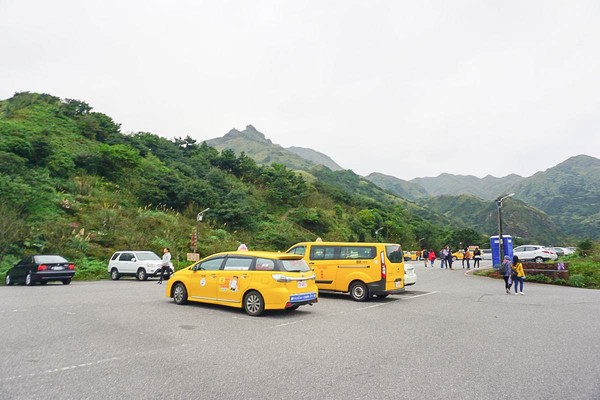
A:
1;263;599;400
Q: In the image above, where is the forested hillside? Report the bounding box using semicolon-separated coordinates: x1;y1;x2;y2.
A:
0;92;480;277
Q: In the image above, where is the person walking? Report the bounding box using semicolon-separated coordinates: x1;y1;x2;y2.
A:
157;247;172;284
439;247;447;269
428;249;436;267
463;247;471;269
500;255;513;294
445;246;454;269
422;248;429;267
473;247;482;269
512;255;525;295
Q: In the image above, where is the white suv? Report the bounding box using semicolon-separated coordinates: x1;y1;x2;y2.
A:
108;251;173;281
513;245;558;263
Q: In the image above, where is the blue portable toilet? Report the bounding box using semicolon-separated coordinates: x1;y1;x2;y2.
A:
490;235;513;268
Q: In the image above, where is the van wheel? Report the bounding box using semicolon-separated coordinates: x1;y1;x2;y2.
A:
244;291;265;316
172;283;188;305
110;268;120;280
136;268;148;281
534;257;543;263
349;281;369;302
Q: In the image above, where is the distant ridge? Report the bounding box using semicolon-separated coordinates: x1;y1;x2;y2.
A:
287;146;343;171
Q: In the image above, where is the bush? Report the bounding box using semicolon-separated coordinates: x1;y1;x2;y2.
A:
568;274;587;288
73;258;108;280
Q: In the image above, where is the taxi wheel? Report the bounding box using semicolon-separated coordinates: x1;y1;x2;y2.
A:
173;283;188;305
243;291;264;316
349;281;369;302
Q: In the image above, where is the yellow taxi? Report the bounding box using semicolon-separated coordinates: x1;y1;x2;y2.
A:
403;251;418;261
165;250;318;316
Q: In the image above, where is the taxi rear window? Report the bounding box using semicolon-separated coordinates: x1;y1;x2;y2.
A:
281;259;310;272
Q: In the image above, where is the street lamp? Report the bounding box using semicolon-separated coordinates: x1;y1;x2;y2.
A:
195;208;210;254
375;227;383;241
496;193;514;263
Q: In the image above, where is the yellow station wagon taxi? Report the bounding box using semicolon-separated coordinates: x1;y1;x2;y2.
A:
166;251;318;316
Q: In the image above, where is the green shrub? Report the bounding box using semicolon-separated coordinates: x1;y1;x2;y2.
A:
568;274;587;288
525;274;553;284
553;278;567;286
73;258;108;280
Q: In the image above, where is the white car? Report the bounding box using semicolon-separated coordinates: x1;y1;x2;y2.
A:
513;245;558;263
404;263;417;286
108;251;173;281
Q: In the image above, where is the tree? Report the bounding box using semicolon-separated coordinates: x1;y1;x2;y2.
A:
0;204;28;264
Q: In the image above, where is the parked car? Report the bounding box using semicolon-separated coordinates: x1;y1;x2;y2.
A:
403;251;418;261
513;245;558;263
481;249;492;260
404;263;417;286
166;250;318;316
5;255;75;286
108;251;173;281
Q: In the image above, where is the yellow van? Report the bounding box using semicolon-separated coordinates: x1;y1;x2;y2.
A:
286;242;405;301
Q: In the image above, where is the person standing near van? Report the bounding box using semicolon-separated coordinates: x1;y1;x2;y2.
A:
422;249;429;267
473;247;482;269
512;255;525;295
157;247;172;284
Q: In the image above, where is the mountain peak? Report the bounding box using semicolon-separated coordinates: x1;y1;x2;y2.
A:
223;125;272;144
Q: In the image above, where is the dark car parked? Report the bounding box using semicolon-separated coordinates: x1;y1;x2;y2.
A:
5;255;76;286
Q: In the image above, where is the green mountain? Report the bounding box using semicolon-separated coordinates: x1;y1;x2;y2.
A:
287;146;343;171
205;125;318;171
510;155;600;239
410;173;524;200
418;194;565;244
365;172;429;201
0;92;476;275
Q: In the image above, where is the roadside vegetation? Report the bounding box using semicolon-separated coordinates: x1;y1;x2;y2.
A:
473;239;600;289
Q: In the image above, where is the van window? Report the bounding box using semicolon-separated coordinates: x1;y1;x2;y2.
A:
385;245;403;263
288;246;306;256
340;246;376;259
310;246;336;260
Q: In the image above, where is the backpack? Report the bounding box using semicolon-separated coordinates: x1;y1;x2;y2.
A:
423;250;429;258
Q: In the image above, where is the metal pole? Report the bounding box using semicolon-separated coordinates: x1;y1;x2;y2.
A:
497;199;504;263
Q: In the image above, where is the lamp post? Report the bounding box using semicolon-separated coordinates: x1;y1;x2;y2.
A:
375;227;383;242
195;208;210;254
496;193;514;263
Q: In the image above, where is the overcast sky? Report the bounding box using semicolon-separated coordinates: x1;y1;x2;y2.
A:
2;1;599;180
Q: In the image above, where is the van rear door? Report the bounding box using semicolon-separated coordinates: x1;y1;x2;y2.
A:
384;245;404;290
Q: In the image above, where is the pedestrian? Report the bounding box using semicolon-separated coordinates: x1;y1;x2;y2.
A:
445;246;453;269
416;249;422;261
428;249;436;267
422;248;429;267
473;247;482;268
500;255;513;294
463;247;471;269
512;255;525;295
157;247;172;284
439;247;447;269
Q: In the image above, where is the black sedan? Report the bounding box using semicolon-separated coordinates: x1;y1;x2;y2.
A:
5;255;76;286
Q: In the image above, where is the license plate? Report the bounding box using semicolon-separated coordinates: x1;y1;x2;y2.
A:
290;292;316;302
52;266;64;271
395;281;401;288
297;280;307;288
